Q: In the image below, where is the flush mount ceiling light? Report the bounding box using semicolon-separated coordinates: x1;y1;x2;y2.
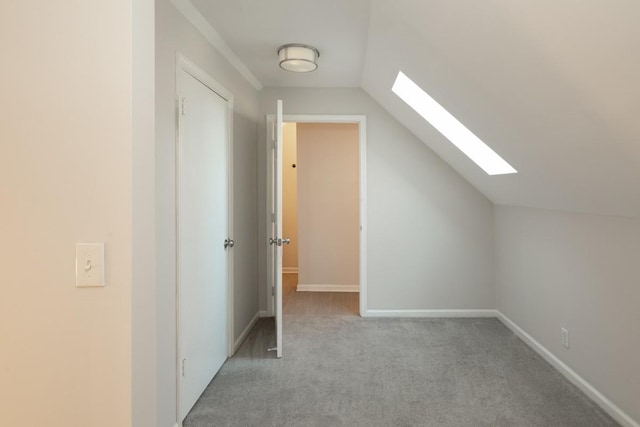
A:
277;44;320;73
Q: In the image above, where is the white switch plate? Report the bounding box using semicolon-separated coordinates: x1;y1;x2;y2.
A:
76;243;105;287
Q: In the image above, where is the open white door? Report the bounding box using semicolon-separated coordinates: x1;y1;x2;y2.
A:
268;100;284;358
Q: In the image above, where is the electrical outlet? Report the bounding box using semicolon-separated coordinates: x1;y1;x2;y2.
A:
561;328;569;348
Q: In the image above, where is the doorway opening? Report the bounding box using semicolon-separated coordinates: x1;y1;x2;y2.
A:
266;114;367;321
282;122;360;315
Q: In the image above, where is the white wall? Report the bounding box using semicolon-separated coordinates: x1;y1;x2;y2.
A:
0;0;135;425
259;88;494;312
296;123;360;289
156;0;261;425
132;1;157;426
282;123;298;271
495;206;640;424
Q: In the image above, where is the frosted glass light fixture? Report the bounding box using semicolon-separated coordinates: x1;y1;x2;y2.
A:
278;44;320;72
392;71;517;175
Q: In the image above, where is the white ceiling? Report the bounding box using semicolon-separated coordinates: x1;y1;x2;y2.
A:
189;0;372;87
187;0;640;217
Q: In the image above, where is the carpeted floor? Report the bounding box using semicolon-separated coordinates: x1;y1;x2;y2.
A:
184;315;618;427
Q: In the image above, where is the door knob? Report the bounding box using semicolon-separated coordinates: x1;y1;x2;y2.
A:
269;238;290;246
224;238;235;249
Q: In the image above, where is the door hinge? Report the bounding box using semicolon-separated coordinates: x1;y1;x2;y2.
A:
181;358;186;376
271;286;275;296
181;97;187;115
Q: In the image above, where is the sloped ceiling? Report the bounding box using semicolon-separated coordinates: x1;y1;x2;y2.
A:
187;0;640;217
362;0;640;217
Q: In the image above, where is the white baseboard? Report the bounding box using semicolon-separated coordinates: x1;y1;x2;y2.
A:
233;311;260;353
282;267;298;274
496;311;639;427
297;284;359;292
363;309;498;318
258;310;270;318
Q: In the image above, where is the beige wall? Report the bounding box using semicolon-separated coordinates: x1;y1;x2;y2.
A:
0;0;137;425
282;123;299;270
296;123;360;288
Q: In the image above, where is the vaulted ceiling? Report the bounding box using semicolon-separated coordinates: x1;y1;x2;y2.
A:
185;0;640;218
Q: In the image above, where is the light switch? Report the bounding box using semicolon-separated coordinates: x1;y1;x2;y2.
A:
76;243;105;287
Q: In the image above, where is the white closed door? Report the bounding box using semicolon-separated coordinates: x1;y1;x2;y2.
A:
177;68;230;422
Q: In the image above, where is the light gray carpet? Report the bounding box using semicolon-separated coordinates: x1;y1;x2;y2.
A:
184;316;618;427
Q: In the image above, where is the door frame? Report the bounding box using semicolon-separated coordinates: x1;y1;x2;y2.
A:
265;114;368;317
175;53;235;425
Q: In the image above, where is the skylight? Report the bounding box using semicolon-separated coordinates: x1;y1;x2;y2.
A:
392;71;517;175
